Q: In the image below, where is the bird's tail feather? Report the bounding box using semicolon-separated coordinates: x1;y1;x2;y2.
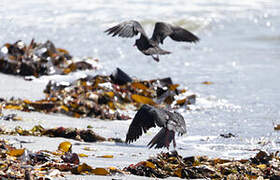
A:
143;47;171;55
148;128;174;149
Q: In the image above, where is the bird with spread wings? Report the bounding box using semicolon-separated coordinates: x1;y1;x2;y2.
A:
125;104;187;149
105;20;199;62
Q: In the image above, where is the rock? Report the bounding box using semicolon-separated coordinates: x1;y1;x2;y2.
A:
110;67;133;85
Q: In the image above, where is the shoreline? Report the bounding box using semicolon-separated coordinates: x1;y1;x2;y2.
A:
0;39;279;179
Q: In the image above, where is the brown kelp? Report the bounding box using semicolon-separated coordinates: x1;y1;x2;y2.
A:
2;68;195;120
0;39;97;77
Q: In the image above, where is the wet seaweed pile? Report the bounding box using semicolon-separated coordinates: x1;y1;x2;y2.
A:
2;139;280;180
0;140;125;179
125;151;280;179
0;124;122;143
1;68;196;120
0;40;97;77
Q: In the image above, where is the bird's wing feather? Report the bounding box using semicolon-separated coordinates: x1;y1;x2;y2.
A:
151;22;173;44
152;22;199;44
105;20;147;38
147;128;175;149
169;26;199;42
166;111;187;135
125;104;167;144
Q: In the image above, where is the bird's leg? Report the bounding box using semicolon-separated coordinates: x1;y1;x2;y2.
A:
151;55;160;62
165;130;170;149
173;138;176;148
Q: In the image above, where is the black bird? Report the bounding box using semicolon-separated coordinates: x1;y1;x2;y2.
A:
125;104;186;149
105;20;199;62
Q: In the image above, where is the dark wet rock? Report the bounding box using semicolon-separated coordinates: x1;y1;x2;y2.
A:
155;77;175;97
220;132;236;138
110;67;133;85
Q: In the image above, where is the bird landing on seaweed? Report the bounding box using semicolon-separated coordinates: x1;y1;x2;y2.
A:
125;104;186;149
105;20;199;62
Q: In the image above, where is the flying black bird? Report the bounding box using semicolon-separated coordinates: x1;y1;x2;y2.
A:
125;104;186;149
105;20;199;62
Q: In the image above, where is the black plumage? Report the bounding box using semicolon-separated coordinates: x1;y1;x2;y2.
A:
125;104;186;149
105;20;199;62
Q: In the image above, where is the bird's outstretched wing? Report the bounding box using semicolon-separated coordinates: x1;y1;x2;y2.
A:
125;104;167;144
105;20;147;38
151;22;199;44
147;128;175;149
